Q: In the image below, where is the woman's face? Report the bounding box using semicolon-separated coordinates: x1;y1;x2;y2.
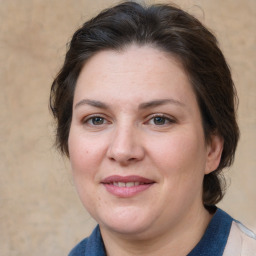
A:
68;45;222;238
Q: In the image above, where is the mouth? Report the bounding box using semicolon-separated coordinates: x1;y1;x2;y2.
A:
101;175;155;197
111;181;145;187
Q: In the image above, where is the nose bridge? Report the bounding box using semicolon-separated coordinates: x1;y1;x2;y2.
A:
107;119;144;164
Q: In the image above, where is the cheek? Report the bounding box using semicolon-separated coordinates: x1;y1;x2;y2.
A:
68;132;98;188
69;130;102;168
148;130;207;179
68;133;101;207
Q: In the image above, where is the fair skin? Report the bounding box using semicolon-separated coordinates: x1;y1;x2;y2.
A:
68;45;223;256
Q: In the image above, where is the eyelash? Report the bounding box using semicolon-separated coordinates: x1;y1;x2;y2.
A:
82;114;176;127
82;114;110;126
146;114;176;126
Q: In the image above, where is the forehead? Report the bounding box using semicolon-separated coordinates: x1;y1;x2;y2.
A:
78;45;185;74
74;45;196;108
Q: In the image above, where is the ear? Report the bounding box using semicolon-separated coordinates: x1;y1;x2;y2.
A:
205;134;224;174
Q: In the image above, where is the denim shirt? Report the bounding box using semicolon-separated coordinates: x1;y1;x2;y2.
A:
68;209;240;256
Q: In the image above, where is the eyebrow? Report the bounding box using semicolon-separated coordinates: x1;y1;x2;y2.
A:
74;98;185;110
138;99;185;109
74;99;109;109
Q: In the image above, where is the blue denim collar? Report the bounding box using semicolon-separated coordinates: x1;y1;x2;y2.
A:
69;208;233;256
188;208;233;256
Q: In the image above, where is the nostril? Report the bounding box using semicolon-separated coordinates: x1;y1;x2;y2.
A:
128;157;136;162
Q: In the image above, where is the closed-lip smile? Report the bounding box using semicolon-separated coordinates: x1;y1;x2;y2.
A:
101;175;155;197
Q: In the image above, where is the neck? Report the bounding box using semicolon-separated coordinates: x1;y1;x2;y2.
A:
100;205;213;256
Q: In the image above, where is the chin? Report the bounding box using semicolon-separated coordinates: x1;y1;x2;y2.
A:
96;208;156;237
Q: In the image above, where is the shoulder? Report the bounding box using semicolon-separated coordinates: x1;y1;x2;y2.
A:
236;221;256;256
68;237;88;256
223;220;256;256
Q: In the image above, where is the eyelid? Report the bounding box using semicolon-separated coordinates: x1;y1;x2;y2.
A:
82;114;111;125
145;113;176;125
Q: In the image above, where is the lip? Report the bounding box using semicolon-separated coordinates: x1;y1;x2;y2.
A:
101;175;154;184
101;175;155;198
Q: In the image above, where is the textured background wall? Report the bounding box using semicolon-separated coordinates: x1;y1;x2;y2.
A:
0;0;255;255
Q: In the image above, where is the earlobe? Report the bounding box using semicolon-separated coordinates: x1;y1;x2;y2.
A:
205;135;224;174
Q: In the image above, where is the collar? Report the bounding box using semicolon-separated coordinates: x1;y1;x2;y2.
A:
72;208;233;256
188;208;233;256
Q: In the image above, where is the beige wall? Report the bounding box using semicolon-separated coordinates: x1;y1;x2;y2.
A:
0;0;255;255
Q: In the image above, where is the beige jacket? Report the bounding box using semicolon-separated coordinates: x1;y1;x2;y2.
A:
223;221;256;256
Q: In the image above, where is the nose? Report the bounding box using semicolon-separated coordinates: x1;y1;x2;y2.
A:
106;124;145;165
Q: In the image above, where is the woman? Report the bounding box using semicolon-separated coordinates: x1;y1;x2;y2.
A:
50;2;256;255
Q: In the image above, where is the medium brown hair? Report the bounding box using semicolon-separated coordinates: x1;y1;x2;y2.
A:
50;1;239;206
